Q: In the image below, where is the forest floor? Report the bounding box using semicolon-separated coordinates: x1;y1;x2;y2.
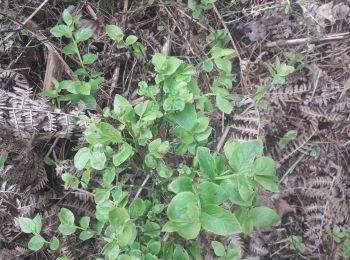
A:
1;0;350;259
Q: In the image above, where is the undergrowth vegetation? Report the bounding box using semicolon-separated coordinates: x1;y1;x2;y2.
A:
17;9;284;259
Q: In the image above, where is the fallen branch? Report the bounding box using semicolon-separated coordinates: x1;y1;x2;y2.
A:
265;32;350;48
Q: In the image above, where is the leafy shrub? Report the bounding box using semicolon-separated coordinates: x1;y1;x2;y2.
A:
19;9;281;259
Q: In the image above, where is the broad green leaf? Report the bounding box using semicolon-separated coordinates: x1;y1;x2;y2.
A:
148;139;169;159
125;35;138;46
62;42;78;54
173;245;189;260
79;216;90;230
200;204;241;235
255;175;278;192
251;206;280;227
168;176;193;194
211;241;225;257
62;9;73;26
113;143;133;166
82;53;97;64
28;235;45;251
224;139;263;174
95;189;110;204
74;28;93;42
156;163;173;178
50;25;72;38
214;57;231;73
19;217;34;234
79;230;94;241
189;241;203;260
198;182;228;206
129;199;146;218
216;94;233;114
147;240;161;255
113;94;133;115
80;94;97;110
61;173;79;190
278;130;297;149
167;192;199;222
59;208;75;225
103;241;120;260
109;208;129;229
49;236;60;250
74;147;91;170
118;224;134;246
196;147;216;180
143;221;161;238
177;222;201;240
279;63;295;76
106;25;124;42
171;103;197;131
203;59;213;72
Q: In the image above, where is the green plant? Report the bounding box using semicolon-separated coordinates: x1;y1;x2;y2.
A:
202;46;239;113
278;130;298;149
289;235;305;254
41;10;103;109
211;241;240;259
19;214;60;251
19;12;281;259
267;56;295;84
187;0;217;20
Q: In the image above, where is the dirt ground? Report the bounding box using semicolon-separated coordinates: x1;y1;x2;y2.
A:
1;0;350;259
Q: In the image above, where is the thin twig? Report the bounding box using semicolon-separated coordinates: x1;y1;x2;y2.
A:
133;175;150;201
265;32;350;48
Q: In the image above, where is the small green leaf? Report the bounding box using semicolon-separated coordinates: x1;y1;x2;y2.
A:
216;94;233;114
59;208;75;225
109;208;130;229
58;224;77;235
147;240;161;255
103;167;116;187
196;147;216;180
125;35;138;46
82;53;97;65
74;28;93;42
79;230;94;241
19;217;34;234
118;224;135;246
151;53;167;72
148;139;170;159
62;9;73;26
106;25;124;42
113;143;133;166
74;147;91;170
214;57;231;73
62;42;78;54
173;245;189;260
211;241;225;257
50;25;72;38
203;59;214;72
49;236;60;250
171;103;197;131
200;204;241;235
129;199;146;218
103;241;120;260
79;216;90;230
95;189;110;204
255;175;278;192
33;214;42;234
278;130;297;149
28;235;45;251
0;152;8;166
168;176;193;194
251;206;280;227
